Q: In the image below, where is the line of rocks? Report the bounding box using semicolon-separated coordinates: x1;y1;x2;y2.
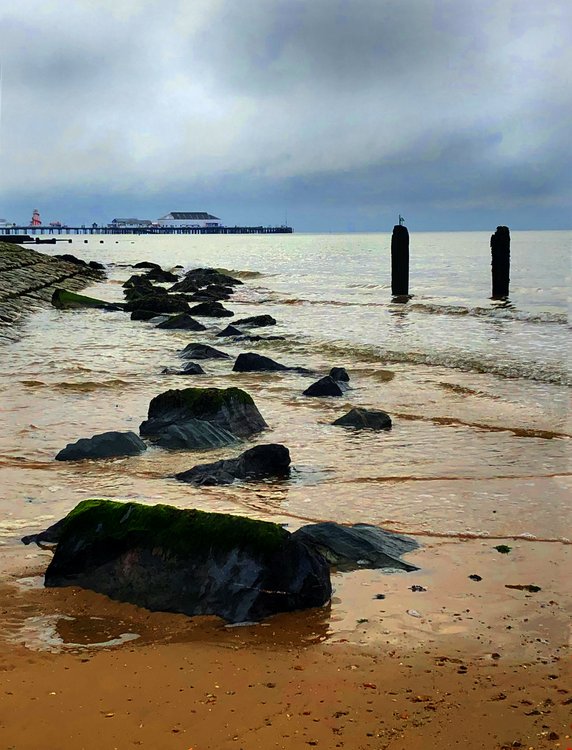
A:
0;242;105;341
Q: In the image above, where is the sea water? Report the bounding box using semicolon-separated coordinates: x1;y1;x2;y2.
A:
0;230;570;548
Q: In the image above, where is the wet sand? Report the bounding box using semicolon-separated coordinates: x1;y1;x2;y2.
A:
1;539;569;749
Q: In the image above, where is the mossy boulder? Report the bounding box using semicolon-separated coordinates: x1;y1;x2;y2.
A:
51;288;123;311
22;499;331;623
139;386;268;450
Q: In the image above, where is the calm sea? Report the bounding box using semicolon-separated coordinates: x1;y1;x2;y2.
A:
0;230;570;549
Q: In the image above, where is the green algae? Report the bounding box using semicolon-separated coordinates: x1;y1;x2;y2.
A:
60;499;288;556
51;288;123;311
148;387;254;418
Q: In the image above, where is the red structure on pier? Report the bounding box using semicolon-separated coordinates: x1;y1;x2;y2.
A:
30;209;41;227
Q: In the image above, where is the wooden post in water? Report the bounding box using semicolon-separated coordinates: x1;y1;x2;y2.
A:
391;219;409;297
490;225;510;298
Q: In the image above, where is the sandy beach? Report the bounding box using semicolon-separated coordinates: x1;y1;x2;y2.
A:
1;535;570;750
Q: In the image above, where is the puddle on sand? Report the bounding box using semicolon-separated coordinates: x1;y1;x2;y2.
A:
10;614;140;653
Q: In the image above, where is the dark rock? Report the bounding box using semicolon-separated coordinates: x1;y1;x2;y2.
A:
88;260;106;271
188;301;234;317
330;367;350;382
133;261;161;270
139;386;267;449
303;376;345;397
55;431;147;461
216;325;243;337
131;309;160;321
180;343;230;360
469;574;482;581
332;408;392;430
237;335;286;342
125;295;190;314
180;362;206;375
176;444;291;486
233;352;288;372
156;314;206;331
292;522;419;572
123;274;154;289
189;284;233;302
144;267;179;283
22;499;331;623
170;267;242;293
234;314;276;328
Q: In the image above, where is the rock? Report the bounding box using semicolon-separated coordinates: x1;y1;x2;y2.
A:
21;499;331;623
55;431;147;461
161;362;206;376
291;522;419;572
155;314;206;331
233;314;276;327
131;309;160;321
123;274;155;290
233;352;288;372
189;284;233;302
237;335;286;342
144;267;179;283
88;260;106;271
330;367;350;382
216;325;243;337
494;545;512;554
332;408;392;430
125;295;190;314
51;288;124;311
179;343;230;360
139;386;268;449
176;444;291;486
303;376;345;397
133;261;161;270
188;301;234;317
180;362;206;375
170;267;242;293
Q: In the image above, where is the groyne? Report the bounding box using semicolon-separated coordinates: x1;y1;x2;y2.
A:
0;241;104;342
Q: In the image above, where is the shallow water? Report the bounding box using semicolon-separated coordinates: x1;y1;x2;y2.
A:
0;231;570;548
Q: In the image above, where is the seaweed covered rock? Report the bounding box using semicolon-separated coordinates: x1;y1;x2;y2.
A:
55;431;147;461
234;314;277;328
139;386;267;449
180;343;230;360
155;314;206;331
292;522;419;572
22;499;331;623
333;407;392;430
51;289;123;311
176;444;291;486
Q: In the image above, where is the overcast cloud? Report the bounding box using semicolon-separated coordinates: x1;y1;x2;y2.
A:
0;0;570;230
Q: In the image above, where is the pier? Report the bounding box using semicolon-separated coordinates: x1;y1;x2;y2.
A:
0;225;293;237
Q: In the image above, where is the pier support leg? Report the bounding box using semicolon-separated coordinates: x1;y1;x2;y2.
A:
391;224;409;297
491;225;510;298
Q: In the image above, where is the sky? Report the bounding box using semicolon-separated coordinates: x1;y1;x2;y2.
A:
0;0;570;232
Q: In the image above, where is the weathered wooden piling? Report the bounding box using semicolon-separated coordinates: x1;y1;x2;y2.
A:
391;224;409;297
490;225;510;298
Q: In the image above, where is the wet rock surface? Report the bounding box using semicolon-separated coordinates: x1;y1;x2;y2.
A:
55;431;147;461
292;522;419;572
139;386;268;449
233;352;311;374
155;313;206;331
333;407;392;430
179;343;230;360
303;375;345;397
23;499;331;623
188;301;234;317
175;443;291;486
233;314;277;327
